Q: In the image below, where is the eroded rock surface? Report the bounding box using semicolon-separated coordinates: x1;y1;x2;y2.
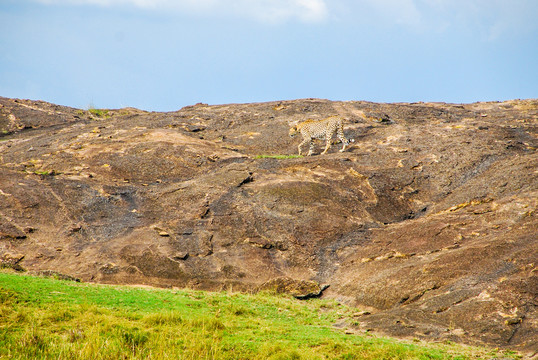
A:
1;96;537;354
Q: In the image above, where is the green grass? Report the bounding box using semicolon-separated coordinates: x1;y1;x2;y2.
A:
0;271;517;360
88;107;110;118
254;154;302;159
31;170;60;176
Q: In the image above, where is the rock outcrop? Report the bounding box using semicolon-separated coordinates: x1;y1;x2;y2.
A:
1;96;537;354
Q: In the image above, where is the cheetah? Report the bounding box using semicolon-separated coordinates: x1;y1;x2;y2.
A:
289;115;349;156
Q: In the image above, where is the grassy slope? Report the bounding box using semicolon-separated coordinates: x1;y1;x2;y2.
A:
0;271;518;360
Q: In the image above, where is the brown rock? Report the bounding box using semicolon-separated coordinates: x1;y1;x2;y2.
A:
0;96;537;353
258;277;328;299
0;253;25;271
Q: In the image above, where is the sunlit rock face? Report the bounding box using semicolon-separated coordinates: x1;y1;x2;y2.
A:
1;96;537;352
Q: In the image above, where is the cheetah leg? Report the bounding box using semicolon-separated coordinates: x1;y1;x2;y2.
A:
307;140;315;156
337;126;349;152
298;139;309;156
322;128;338;155
321;137;331;155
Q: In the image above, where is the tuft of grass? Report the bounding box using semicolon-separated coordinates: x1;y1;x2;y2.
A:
88;107;110;118
254;154;302;159
31;170;60;176
143;311;183;326
0;271;520;360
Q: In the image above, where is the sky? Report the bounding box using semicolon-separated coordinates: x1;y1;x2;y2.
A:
1;0;537;111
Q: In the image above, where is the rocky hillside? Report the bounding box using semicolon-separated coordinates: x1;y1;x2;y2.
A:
1;96;537;355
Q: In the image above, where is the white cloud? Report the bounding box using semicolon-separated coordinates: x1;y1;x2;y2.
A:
296;0;328;22
33;0;329;23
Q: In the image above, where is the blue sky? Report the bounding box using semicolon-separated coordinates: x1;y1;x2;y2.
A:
1;0;537;111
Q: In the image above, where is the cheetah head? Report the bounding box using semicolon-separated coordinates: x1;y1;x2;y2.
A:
289;125;299;137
